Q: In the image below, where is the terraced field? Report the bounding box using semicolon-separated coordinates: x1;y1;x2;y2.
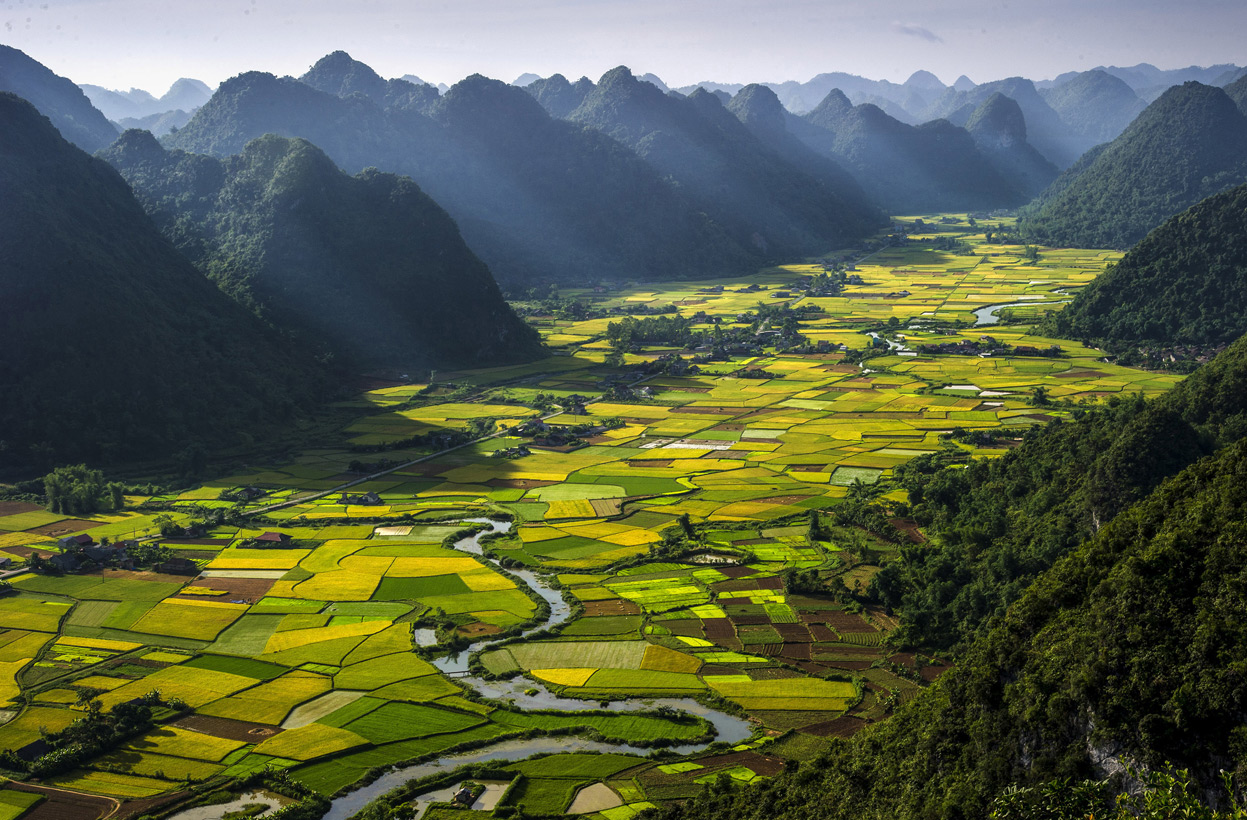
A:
0;216;1184;817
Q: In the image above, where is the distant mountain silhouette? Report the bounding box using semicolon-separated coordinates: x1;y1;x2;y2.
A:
1020;82;1247;249
116;109;193;137
0;45;118;151
103;130;541;370
81;77;212;120
920;77;1088;168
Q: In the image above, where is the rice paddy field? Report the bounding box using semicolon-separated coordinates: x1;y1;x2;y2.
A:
0;217;1185;817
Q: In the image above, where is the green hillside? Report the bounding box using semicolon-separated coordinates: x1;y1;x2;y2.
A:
1020;82;1247;249
1043;183;1247;357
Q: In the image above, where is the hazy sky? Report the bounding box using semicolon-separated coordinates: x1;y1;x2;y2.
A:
3;0;1245;94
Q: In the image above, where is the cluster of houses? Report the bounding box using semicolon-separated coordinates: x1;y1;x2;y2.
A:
498;416;616;450
47;534;197;575
253;531;293;546
1133;342;1230;365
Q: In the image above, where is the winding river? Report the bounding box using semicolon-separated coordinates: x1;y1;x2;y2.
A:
973;299;1070;326
316;519;753;820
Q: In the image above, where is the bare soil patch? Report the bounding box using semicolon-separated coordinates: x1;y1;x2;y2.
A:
0;501;42;515
173;714;284;742
29;519;101;537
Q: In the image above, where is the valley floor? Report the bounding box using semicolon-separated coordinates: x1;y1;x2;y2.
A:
0;215;1182;819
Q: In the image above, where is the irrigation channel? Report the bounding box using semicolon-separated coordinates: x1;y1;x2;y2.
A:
312;519;754;820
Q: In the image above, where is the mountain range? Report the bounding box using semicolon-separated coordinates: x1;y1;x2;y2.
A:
163;52;881;285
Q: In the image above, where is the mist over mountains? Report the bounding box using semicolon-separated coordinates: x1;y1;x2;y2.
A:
161;52;880;285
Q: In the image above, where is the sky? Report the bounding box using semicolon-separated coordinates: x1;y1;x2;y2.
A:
3;0;1245;94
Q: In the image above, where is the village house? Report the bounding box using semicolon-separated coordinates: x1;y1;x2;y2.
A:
340;491;383;506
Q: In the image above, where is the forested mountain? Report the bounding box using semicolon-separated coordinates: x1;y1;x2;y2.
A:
963;92;1059;199
791;89;1031;213
525;73;595;118
102;130;541;370
0;45;118;152
1020;82;1247;249
1038;69;1146;145
725;83;874;196
656;333;1247;820
165;55;768;285
919;76;1089;168
564;66;884;257
0;94;323;471
1043;183;1247;353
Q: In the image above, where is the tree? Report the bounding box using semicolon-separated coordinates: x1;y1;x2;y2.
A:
678;513;697;541
42;464;107;515
807;511;825;543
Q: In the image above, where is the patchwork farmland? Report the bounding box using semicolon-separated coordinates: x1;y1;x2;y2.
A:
0;217;1183;817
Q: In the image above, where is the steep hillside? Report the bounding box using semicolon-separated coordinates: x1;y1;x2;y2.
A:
567;67;884;257
874;330;1247;653
102;131;542;370
1044;183;1247;352
1226;73;1247;115
1020;82;1247;249
0;94;322;470
963;92;1058;199
0;45;118;151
